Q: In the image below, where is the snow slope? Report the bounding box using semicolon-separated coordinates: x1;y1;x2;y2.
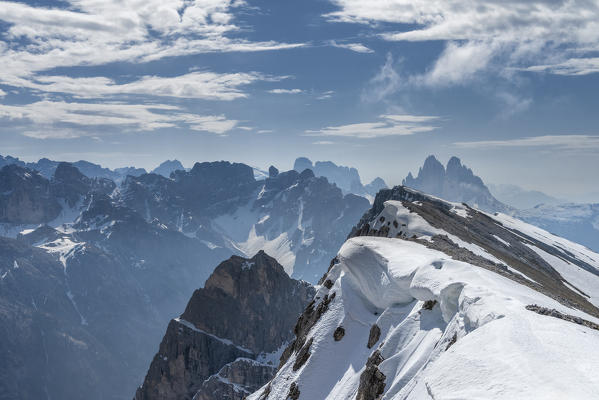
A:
250;193;599;400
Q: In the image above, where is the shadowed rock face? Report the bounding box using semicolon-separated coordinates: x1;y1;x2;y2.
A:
119;164;370;282
0;163;115;224
0;165;61;223
0;237;135;400
134;251;315;400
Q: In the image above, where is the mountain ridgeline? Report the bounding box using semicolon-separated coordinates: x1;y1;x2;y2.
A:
402;155;510;213
134;251;314;400
293;157;387;199
402;155;599;252
0;157;369;400
250;185;599;399
2;153;599;400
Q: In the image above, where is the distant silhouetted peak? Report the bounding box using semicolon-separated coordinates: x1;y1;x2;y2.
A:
293;157;313;173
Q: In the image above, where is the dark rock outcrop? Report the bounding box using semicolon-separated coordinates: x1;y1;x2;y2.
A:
367;324;381;349
268;165;279;178
356;351;386;400
334;326;345;341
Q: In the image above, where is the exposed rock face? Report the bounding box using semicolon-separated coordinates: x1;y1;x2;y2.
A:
0;165;61;223
250;186;599;399
293;157;387;198
367;324;380;348
403;155;599;252
356;351;385;400
120;163;370;282
193;359;275;400
51;162;115;207
134;251;315;400
350;185;599;318
181;251;314;353
0;163;115;225
0;237;136;400
403;155;510;213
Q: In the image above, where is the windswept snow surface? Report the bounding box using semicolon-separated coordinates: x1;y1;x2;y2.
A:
251;234;599;400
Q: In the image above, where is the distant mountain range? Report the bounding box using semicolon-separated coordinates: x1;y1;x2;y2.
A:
251;185;599;399
294;157;387;200
402;155;598;252
402;155;511;213
0;154;146;183
487;183;564;209
0;156;369;399
2;152;599;399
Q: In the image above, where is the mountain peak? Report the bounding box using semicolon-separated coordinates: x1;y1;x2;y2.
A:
53;162;87;182
268;165;279;178
151;159;184;178
403;155;510;213
446;155;462;169
293;157;313;173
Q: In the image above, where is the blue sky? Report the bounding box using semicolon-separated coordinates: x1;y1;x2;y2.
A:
1;0;599;200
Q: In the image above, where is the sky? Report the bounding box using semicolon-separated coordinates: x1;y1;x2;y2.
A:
1;0;599;201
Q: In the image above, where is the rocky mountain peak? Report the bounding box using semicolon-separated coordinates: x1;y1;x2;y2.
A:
135;252;314;400
181;251;314;354
185;161;255;185
403;155;510;213
0;165;61;223
150;160;184;178
51;163;93;207
293;157;313;173
268;165;279;178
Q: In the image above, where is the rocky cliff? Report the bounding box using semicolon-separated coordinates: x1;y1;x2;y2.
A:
134;251;314;400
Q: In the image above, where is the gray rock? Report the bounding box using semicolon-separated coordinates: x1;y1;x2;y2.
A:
134;251;315;400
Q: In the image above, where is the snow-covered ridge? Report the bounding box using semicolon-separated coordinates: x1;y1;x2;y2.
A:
252;236;599;399
252;187;599;399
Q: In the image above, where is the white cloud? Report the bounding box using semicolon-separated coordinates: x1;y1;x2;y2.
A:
329;40;373;53
305;114;439;139
0;0;303;97
0;100;238;137
453;135;599;150
9;71;277;100
362;53;401;102
317;90;335;100
524;58;599;76
256;129;273;134
312;140;335;145
416;41;497;87
326;0;599;81
0;88;6;98
268;88;303;94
